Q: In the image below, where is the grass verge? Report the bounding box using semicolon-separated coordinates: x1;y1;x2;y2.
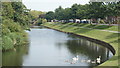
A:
43;22;119;68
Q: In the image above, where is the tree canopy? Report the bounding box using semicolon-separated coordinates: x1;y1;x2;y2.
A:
45;2;120;24
1;2;32;51
29;10;45;20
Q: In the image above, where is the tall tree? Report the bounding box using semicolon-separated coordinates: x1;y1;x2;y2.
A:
70;4;79;21
54;6;64;20
45;11;55;22
29;10;45;20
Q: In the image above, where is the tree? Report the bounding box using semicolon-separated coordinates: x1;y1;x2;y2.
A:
76;4;90;20
54;6;65;20
29;10;45;20
70;4;79;22
89;2;105;19
1;2;31;51
44;2;120;24
62;8;71;22
45;11;55;22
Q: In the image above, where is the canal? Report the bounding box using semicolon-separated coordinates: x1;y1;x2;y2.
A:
3;26;113;67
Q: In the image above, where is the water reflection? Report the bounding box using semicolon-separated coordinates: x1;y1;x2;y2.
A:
68;39;111;63
55;35;113;66
2;45;29;66
2;27;113;66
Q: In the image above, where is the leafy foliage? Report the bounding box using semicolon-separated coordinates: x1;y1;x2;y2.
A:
29;10;45;20
45;2;120;24
2;35;14;50
45;11;55;21
1;2;30;51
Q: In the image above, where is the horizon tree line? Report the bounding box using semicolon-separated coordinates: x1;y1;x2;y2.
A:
45;2;120;24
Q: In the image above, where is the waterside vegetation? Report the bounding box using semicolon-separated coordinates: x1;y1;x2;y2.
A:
1;2;31;51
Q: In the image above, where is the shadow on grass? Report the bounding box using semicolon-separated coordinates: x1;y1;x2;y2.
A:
59;24;70;29
110;39;118;43
85;24;96;28
74;28;92;34
109;56;119;61
93;25;112;30
72;23;79;26
105;33;119;44
78;23;88;27
106;33;118;39
66;22;74;25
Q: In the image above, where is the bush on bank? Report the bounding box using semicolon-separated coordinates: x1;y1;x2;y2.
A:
1;2;31;51
2;19;28;51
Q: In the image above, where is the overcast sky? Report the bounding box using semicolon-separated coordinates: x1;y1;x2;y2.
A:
23;0;90;12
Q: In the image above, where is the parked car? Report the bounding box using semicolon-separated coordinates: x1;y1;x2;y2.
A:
80;21;89;23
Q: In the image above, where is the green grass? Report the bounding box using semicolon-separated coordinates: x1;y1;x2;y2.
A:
58;22;118;31
43;22;119;67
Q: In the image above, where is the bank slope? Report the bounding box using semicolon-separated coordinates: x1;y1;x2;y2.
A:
43;22;119;67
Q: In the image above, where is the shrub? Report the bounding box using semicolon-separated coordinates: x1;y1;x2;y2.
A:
37;18;47;25
99;20;105;24
2;35;14;51
2;19;28;51
2;19;23;32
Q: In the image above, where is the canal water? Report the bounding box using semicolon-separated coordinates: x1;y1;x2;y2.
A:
2;26;113;67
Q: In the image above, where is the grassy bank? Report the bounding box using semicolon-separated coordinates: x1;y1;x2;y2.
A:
43;22;119;67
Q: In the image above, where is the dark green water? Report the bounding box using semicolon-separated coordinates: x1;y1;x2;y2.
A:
2;26;113;66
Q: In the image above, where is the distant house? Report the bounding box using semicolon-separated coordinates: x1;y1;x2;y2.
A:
68;19;80;23
80;19;89;23
51;19;58;22
59;20;66;22
69;19;74;22
51;20;54;22
75;19;80;23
